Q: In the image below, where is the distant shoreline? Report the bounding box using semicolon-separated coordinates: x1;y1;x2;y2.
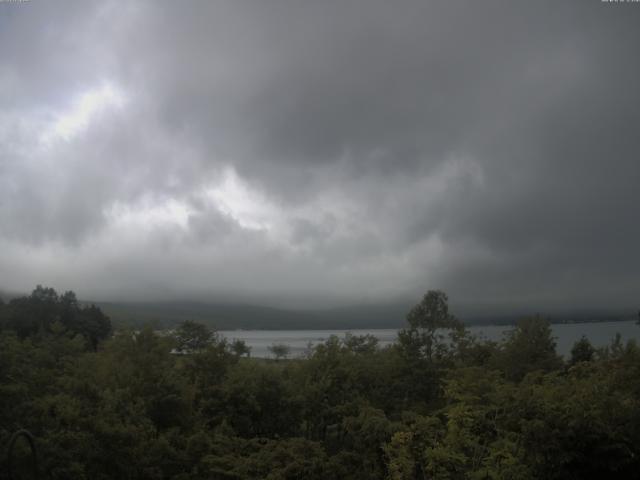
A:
90;300;638;331
213;318;638;332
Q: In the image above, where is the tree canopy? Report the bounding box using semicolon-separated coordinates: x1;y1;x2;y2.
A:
0;285;111;349
1;287;639;479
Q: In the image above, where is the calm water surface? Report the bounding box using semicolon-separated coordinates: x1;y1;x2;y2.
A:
219;321;640;358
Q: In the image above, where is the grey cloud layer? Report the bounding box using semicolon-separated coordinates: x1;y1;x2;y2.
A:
0;1;639;310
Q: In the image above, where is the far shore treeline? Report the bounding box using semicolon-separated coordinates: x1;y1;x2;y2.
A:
2;286;640;479
0;292;629;331
95;301;635;330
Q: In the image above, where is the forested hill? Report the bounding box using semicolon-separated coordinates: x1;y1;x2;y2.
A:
95;300;634;330
95;301;411;330
1;288;632;330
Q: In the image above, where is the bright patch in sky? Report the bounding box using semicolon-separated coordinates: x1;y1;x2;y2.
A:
100;169;279;242
106;197;192;232
44;83;127;143
205;168;278;231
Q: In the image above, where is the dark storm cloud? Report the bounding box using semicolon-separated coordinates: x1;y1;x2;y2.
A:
0;0;639;310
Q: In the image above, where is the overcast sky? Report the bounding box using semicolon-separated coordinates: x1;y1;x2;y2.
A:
1;1;639;311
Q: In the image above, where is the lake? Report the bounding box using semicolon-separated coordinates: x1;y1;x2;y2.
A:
219;320;640;358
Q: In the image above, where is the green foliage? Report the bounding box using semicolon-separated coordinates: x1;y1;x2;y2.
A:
2;286;640;479
496;316;563;381
0;285;111;350
172;320;216;352
384;431;416;480
230;338;251;357
570;336;596;365
268;343;291;360
398;289;464;362
343;332;379;354
219;362;300;438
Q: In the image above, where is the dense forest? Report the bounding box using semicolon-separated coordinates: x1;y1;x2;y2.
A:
2;287;640;479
